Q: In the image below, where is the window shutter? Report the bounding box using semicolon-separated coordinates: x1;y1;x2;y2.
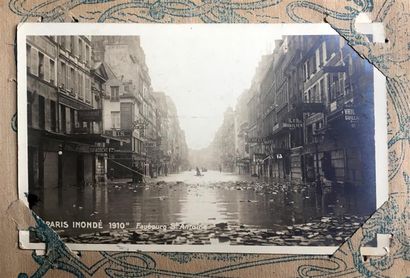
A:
75;38;79;56
31;48;39;76
66;36;71;52
88;78;92;102
26;45;31;73
44;57;50;82
83;44;86;63
68;68;72;90
322;42;327;64
57;61;62;85
315;49;320;72
88;46;91;64
82;75;86;99
76;71;80;96
50;60;55;84
73;70;77;93
78;72;82;98
79;72;82;97
74;38;77;56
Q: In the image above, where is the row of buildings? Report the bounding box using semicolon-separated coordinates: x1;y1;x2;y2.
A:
212;35;375;187
26;35;188;189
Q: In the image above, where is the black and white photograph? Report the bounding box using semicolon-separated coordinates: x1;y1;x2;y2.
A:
18;24;387;253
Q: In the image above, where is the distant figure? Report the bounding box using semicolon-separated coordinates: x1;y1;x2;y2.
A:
196;167;201;176
108;168;115;180
133;166;143;183
219;165;222;173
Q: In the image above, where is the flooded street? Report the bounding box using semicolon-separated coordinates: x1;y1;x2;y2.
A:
32;171;374;246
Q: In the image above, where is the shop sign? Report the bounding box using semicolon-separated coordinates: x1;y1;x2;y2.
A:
253;153;265;162
104;129;132;137
145;141;156;148
344;108;359;122
285;118;303;129
272;123;280;133
78;109;102;122
247;137;264;143
330;101;337;112
89;146;115;153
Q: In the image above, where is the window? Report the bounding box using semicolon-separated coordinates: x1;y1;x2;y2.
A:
322;41;327;64
60;105;66;133
74;110;79;128
65;36;71;51
320;79;325;103
76;71;81;98
60;36;66;48
79;39;83;60
70;109;75;133
143;84;147;98
74;37;79;56
304;61;310;80
311;56;316;76
50;60;55;85
70;36;74;53
82;43;86;64
79;74;84;99
87;78;92;102
60;62;66;87
348;55;354;75
306;124;313;144
86;45;90;65
70;68;75;92
50;100;56;131
111;112;120;129
311;85;319;102
304;90;310;103
338;73;345;97
27;91;32;126
31;47;39;76
110;86;119;101
38;52;44;79
38;95;45;129
26;45;31;73
327;74;334;101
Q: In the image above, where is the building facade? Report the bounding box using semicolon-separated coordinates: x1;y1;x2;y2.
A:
237;35;375;188
234;90;251;174
27;35;108;194
92;36;187;179
211;108;236;172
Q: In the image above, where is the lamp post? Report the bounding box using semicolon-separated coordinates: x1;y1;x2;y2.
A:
313;131;324;188
131;117;149;180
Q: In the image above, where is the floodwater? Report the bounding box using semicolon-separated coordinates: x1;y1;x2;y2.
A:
31;171;375;236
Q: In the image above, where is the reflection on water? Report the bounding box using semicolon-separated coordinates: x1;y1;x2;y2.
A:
32;171;375;236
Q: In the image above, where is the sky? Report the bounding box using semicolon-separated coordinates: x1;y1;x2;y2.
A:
137;25;281;150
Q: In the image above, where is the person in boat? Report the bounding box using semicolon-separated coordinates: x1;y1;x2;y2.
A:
196;167;201;176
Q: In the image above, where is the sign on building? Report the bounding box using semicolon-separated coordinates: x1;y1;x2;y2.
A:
78;109;102;122
344;108;359;127
89;146;115;153
287;118;303;129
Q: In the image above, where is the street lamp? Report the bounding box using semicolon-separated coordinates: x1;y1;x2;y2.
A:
313;130;324;188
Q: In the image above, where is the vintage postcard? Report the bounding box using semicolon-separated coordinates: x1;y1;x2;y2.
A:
17;23;388;254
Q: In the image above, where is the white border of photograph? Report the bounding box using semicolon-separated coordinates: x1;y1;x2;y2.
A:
17;23;388;255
